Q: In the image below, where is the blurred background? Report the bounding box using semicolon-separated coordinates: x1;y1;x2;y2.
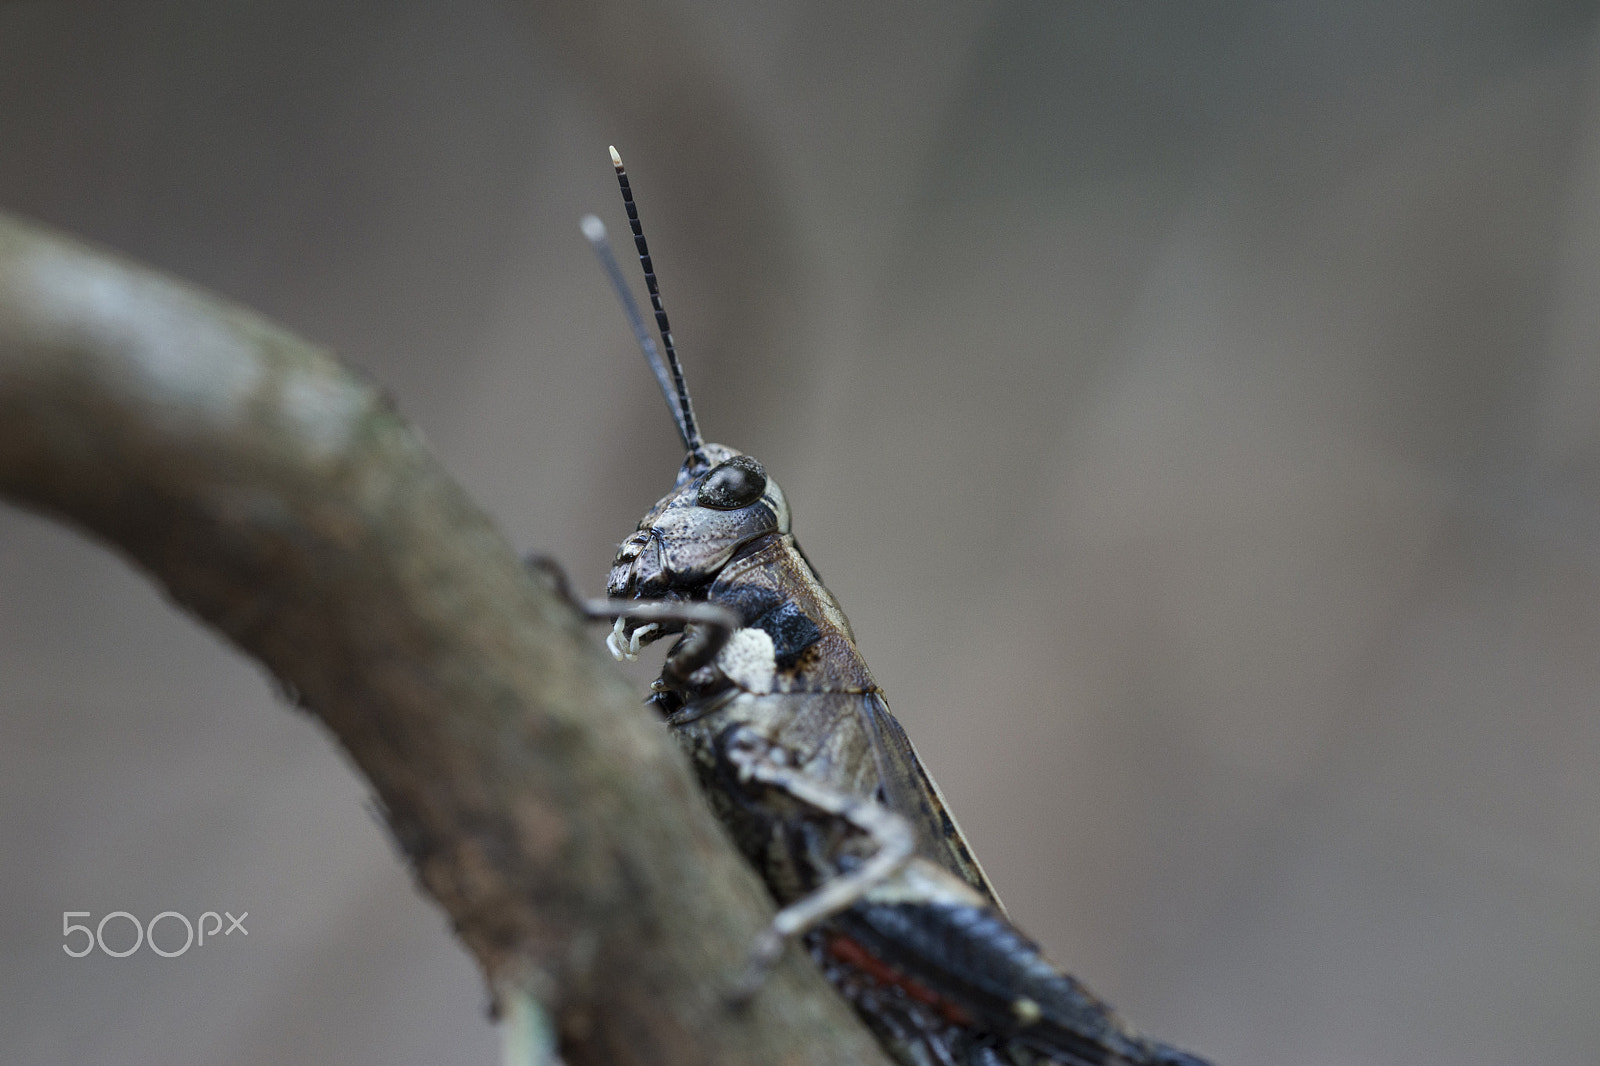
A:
3;2;1599;1063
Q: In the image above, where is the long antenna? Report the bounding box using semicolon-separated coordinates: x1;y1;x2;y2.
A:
608;145;708;469
580;214;689;447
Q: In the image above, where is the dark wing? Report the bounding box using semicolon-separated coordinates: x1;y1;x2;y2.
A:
834;899;1209;1066
857;693;1007;912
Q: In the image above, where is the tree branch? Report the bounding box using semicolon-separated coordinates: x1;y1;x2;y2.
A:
0;211;892;1065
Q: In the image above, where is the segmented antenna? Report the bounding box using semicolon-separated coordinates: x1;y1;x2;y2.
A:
608;145;708;469
580;214;689;447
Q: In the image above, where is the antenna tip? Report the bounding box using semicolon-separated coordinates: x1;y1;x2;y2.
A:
580;214;606;243
609;145;624;169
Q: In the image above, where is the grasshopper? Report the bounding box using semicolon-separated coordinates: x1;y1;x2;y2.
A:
573;147;1215;1066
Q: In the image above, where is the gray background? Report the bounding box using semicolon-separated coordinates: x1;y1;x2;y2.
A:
3;2;1599;1064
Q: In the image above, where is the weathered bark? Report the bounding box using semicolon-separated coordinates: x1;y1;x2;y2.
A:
0;211;892;1066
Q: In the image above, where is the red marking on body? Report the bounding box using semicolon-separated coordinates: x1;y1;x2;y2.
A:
824;932;974;1027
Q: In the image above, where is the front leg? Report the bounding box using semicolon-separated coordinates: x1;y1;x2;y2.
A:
522;554;739;684
589;599;740;686
722;728;917;1001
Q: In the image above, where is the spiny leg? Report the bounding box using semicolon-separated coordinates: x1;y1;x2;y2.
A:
723;729;917;1002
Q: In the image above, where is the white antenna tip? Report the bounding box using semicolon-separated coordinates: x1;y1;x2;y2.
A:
580;214;606;242
609;145;623;168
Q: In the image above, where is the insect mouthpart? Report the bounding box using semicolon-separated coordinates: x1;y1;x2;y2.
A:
607;530;666;598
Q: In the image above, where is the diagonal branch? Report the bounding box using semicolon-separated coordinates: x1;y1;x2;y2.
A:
0;211;892;1066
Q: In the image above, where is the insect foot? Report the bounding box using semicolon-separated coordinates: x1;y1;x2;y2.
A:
605;615;656;660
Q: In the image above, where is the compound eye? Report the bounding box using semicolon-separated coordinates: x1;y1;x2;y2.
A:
697;456;768;510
